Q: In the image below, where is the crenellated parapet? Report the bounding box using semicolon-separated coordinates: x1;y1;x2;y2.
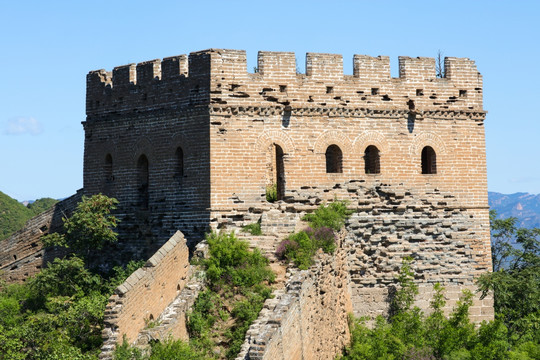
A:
86;49;483;118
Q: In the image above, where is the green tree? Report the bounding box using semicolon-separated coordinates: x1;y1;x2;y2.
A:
42;194;119;258
477;210;540;343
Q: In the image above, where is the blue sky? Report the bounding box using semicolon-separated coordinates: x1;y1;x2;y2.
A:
0;1;539;201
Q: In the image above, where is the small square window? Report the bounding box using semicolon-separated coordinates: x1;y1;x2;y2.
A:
371;88;379;95
416;89;424;96
459;90;467;97
279;85;287;93
326;86;334;94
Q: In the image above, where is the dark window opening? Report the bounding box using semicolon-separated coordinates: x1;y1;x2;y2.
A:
371;88;379;95
175;147;184;182
275;144;285;200
459;89;467;97
325;145;343;173
421;146;437;174
279;85;287;92
364;145;381;174
137;154;149;209
326;86;334;94
416;89;424;96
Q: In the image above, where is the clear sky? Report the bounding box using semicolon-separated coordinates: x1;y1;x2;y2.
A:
1;0;539;201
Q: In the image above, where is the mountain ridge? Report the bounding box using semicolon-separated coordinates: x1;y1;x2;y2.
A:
488;191;540;229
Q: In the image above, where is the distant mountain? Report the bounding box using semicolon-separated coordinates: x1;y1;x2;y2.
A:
488;191;540;229
0;192;58;241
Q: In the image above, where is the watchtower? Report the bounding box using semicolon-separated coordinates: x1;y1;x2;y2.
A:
84;49;489;263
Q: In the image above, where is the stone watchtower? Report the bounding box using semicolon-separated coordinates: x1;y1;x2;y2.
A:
84;50;491;294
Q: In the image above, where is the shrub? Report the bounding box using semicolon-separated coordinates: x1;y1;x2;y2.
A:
275;238;299;259
306;226;337;254
204;231;274;288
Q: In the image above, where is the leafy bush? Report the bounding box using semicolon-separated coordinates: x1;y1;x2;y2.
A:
184;231;275;359
277;230;316;270
306;226;337;253
204;231;274;289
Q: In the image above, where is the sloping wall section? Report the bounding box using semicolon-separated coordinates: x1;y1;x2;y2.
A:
0;190;83;283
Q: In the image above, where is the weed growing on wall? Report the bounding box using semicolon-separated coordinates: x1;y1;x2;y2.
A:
276;200;351;269
265;183;277;203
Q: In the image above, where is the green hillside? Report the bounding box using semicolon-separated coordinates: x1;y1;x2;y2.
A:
0;191;57;241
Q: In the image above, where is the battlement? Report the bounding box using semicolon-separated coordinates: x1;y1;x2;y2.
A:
86;49;483;117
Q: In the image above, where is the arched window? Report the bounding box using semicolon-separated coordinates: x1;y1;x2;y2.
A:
421;146;437;174
137;154;149;209
325;145;343;173
364;145;380;174
175;147;184;181
104;154;113;183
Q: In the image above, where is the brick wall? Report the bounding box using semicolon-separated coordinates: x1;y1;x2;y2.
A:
100;231;190;359
0;190;83;283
